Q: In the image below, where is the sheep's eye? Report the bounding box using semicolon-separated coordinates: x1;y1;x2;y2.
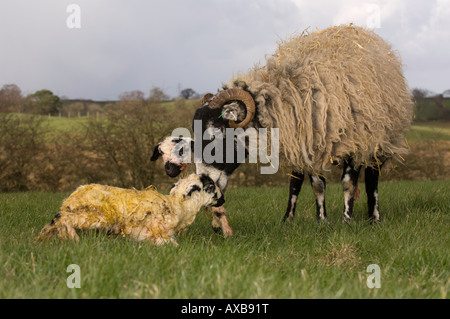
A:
204;184;215;194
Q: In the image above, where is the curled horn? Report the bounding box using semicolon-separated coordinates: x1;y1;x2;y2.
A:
208;88;256;128
201;93;214;105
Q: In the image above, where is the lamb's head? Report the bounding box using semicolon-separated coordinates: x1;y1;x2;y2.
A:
151;136;193;177
169;173;225;208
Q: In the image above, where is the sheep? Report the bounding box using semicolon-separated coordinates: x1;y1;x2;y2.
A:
35;173;224;245
190;25;414;226
151;136;233;236
151;135;360;235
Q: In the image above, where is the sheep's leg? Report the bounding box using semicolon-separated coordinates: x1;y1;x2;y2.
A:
341;160;361;222
283;171;305;222
365;165;382;222
211;205;233;237
309;174;327;222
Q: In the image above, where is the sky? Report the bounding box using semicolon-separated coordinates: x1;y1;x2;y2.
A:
0;0;449;100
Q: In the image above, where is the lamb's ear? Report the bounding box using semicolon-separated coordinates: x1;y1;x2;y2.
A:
200;174;216;193
150;143;161;161
183;184;201;199
221;102;246;122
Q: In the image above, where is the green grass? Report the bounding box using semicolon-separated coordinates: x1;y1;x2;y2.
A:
406;121;450;142
1;181;449;298
44;116;90;134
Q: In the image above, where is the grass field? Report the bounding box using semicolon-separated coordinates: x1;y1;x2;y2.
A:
406;121;450;142
1;180;448;298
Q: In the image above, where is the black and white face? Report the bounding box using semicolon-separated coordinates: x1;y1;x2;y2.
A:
191;97;250;192
170;173;225;207
153;87;255;192
194;162;230;192
151;137;193;178
199;174;225;207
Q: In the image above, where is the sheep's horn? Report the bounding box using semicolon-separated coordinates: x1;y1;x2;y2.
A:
201;93;214;105
208;88;256;128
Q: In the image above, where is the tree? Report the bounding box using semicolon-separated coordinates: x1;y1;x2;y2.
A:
86;97;173;189
25;89;62;115
0;84;24;112
119;90;145;101
180;88;197;100
0;113;46;191
148;87;169;102
412;88;435;99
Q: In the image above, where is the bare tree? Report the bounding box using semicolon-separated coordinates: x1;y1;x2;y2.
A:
119;90;145;101
86;97;173;188
0;113;46;191
412;88;434;99
0;84;24;112
148;87;169;102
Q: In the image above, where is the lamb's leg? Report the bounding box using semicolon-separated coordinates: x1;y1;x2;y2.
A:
365;165;382;222
341;160;361;222
309;174;327;222
283;171;305;222
211;205;233;237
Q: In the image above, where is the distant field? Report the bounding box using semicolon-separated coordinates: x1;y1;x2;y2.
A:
406;121;450;142
1;180;448;298
45;116;90;135
39;113;450;139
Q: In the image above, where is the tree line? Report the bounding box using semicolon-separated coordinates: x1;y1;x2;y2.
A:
0;84;448;192
0;84;201;116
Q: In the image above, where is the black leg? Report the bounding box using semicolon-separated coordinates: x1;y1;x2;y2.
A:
365;165;382;222
283;171;304;222
341;159;361;221
309;174;327;222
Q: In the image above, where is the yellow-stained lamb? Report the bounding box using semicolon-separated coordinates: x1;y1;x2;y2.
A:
35;174;224;245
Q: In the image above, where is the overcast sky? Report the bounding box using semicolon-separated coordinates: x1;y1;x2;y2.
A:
0;0;449;100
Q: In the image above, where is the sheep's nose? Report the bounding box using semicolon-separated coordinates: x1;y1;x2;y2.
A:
213;194;225;207
164;161;182;177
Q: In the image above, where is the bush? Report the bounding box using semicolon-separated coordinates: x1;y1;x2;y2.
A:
85;99;174;189
0;114;47;191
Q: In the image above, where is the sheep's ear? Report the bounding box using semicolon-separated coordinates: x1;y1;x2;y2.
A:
200;174;216;194
183;184;201;199
150;143;161;161
221;102;245;122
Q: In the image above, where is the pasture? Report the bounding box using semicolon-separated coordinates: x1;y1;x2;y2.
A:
0;180;448;299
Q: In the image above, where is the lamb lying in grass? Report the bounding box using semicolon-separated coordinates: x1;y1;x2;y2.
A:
35;174;224;245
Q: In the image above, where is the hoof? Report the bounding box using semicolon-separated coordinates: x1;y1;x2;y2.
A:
283;212;294;223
